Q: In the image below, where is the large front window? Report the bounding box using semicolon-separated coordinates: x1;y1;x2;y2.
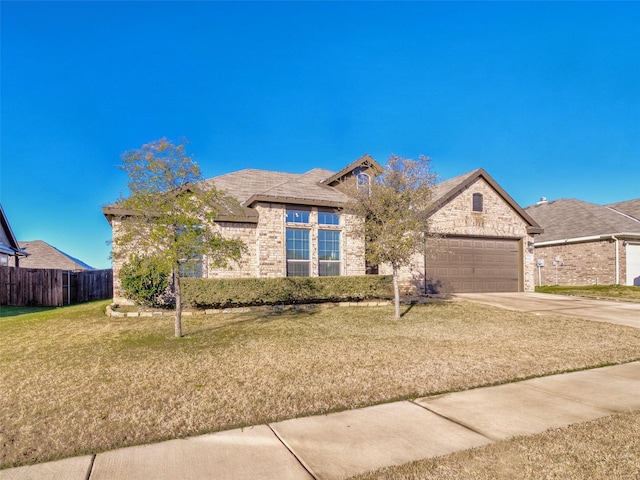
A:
286;228;310;276
318;230;341;276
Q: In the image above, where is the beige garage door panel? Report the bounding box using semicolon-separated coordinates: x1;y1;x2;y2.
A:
427;237;519;293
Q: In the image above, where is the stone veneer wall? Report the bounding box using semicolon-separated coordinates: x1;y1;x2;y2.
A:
380;178;537;293
206;202;366;278
110;203;367;302
533;240;621;286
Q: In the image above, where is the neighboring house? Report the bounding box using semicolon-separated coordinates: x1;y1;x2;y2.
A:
104;156;541;301
14;240;95;271
525;198;640;286
0;203;28;267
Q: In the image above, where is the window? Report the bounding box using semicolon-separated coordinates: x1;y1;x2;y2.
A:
318;211;340;225
286;209;310;224
0;254;8;267
286;228;310;276
179;256;203;278
318;230;340;276
353;167;371;194
472;193;483;212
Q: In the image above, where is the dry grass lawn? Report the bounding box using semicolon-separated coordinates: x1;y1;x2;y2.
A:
351;411;640;479
2;299;640;469
537;284;640;302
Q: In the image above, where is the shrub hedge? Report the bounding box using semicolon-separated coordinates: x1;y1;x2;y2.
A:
182;275;393;309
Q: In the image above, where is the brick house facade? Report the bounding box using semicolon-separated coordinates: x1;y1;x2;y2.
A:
525;198;640;286
105;159;542;301
382;169;542;294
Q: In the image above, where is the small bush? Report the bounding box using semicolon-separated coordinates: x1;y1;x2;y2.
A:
119;255;172;307
182;275;393;309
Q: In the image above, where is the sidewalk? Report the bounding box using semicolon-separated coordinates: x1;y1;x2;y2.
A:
2;361;639;480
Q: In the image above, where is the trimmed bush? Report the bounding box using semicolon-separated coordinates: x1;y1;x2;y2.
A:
119;254;172;308
182;275;393;309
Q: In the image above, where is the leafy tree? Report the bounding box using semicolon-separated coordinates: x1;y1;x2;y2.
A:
112;138;246;337
348;154;437;319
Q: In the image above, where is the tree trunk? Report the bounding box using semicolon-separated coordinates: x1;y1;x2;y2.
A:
174;269;183;338
392;264;401;320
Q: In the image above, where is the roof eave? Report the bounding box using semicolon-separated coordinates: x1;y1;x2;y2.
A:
245;194;347;209
535;232;640;246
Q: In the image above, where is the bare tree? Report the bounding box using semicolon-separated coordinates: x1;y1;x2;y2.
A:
112;138;245;337
348;154;437;319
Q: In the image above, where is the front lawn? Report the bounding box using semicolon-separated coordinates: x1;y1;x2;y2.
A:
2;299;640;469
352;410;640;479
536;284;640;301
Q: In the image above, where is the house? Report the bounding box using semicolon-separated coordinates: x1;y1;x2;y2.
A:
387;168;543;294
524;198;640;286
0;203;27;267
14;240;95;271
104;156;541;301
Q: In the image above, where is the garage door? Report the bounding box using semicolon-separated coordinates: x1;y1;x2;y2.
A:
426;237;520;293
627;244;640;286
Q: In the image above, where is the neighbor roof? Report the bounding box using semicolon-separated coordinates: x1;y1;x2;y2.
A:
0;203;27;258
608;198;640;222
525;198;640;243
18;240;94;271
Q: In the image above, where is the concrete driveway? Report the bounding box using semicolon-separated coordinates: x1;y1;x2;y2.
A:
454;292;640;329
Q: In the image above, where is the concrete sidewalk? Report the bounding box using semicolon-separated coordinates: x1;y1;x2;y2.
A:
2;361;639;480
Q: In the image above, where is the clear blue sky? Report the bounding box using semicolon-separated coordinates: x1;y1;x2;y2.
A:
1;1;638;270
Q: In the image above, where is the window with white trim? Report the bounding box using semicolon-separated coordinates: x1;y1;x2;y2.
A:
318;230;341;276
286;228;310;276
286;209;310;224
318;211;340;225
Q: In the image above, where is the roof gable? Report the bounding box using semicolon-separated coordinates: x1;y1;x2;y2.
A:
0;203;27;257
431;168;542;234
321;154;383;186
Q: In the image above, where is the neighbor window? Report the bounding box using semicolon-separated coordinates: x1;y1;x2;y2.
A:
286;228;310;276
318;230;341;276
286;209;310;224
472;193;483;212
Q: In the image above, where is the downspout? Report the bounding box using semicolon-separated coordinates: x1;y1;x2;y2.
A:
612;236;619;285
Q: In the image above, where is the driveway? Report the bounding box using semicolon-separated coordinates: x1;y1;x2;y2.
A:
454;292;640;329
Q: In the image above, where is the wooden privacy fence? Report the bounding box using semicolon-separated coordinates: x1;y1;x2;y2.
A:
0;267;113;307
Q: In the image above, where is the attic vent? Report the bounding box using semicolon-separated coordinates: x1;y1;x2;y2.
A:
472;193;483;212
537;197;548;205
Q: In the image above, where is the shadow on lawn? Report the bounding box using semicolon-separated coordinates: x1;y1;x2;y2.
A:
0;305;59;318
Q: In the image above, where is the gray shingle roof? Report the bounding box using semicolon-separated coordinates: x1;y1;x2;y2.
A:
203;168;351;207
525;198;640;243
18;240;94;271
608;198;640;221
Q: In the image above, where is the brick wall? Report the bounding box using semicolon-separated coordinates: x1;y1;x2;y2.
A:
534;240;620;286
381;178;537;293
205;202;366;279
